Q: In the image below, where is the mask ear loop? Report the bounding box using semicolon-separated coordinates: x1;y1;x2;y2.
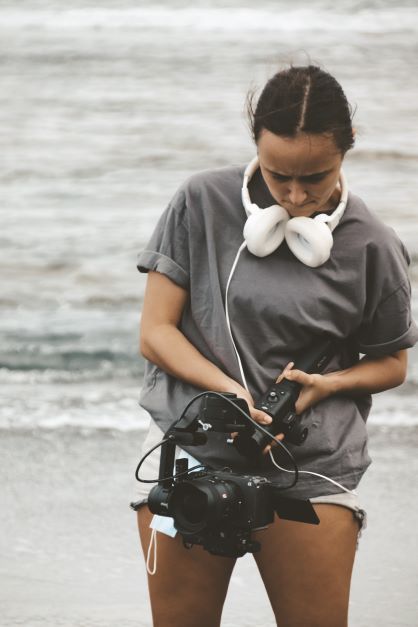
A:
146;528;158;576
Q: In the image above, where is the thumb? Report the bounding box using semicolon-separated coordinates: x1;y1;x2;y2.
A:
251;407;273;426
284;368;311;385
276;361;294;384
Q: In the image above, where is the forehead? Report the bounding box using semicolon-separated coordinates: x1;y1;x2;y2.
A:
257;130;341;176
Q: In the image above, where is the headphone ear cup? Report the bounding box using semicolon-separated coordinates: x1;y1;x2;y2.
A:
243;205;289;257
285;217;333;267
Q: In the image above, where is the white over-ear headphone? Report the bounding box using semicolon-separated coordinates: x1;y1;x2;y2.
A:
242;156;348;267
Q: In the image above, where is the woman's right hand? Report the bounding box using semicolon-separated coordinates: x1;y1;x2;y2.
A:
140;272;285;448
223;367;298;453
224;379;273;435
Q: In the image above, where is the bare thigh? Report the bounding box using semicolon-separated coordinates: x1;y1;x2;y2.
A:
137;507;236;627
253;504;359;627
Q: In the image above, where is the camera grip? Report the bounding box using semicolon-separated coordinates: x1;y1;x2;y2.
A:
234;337;337;461
254;379;307;450
234;378;304;459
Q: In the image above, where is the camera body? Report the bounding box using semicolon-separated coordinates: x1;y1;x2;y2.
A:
149;465;276;557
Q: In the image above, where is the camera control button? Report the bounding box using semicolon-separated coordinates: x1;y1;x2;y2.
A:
282;414;294;424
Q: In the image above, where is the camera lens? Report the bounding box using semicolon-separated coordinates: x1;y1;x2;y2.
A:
169;478;243;534
170;482;208;533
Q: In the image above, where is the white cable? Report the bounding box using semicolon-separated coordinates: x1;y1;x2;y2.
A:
269;449;356;495
225;241;249;389
146;528;157;576
226;239;355;496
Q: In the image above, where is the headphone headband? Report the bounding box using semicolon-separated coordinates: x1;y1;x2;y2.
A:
241;156;260;215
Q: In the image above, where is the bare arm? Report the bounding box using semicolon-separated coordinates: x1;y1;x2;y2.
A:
325;350;407;395
283;350;408;414
140;271;273;426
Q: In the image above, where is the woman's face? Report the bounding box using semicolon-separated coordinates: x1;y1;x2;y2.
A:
257;130;344;217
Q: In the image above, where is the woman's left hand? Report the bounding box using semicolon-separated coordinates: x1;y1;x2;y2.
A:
263;361;332;454
283;368;333;414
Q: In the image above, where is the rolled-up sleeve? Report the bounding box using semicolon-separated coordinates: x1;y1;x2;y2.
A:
137;189;190;290
356;280;418;357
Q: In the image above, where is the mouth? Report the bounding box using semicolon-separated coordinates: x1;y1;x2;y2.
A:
286;204;315;213
283;201;314;211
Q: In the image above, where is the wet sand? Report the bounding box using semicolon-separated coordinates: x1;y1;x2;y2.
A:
0;425;417;626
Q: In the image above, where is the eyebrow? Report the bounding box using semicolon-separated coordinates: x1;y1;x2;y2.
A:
266;168;333;181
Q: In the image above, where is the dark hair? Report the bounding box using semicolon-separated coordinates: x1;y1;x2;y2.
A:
247;65;355;154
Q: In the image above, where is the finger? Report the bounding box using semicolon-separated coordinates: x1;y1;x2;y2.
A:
263;433;285;454
251;408;272;425
284;368;312;386
276;361;294;384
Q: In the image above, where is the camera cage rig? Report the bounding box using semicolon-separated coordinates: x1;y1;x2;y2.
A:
132;391;320;557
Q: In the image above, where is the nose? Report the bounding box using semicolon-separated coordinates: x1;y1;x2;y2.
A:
287;180;308;207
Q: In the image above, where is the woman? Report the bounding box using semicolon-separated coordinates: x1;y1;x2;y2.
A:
134;65;417;627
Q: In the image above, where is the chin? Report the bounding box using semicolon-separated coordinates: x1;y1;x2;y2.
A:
288;211;317;219
284;204;317;217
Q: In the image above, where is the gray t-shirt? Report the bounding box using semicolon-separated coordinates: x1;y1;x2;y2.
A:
137;165;418;498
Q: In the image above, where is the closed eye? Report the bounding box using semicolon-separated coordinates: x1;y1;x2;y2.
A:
271;173;291;182
299;173;327;184
271;172;329;184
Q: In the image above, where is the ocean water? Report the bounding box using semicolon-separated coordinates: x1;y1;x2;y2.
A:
0;426;417;627
1;0;418;434
1;3;418;625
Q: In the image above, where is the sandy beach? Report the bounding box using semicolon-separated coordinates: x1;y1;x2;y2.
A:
1;2;418;626
1;425;417;627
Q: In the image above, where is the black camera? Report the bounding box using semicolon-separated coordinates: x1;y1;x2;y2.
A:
132;337;336;557
147;455;319;557
133;390;320;558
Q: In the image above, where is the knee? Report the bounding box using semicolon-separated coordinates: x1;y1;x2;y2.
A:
273;608;348;627
275;619;347;627
151;598;223;627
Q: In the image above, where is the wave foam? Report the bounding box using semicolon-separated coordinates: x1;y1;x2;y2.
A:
1;389;417;431
0;7;417;34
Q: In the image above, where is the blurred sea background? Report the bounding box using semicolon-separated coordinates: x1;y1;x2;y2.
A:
1;1;417;625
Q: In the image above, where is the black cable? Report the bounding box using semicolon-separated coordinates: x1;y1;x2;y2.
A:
206;392;299;489
134;436;207;483
134;391;299;489
134;437;168;482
